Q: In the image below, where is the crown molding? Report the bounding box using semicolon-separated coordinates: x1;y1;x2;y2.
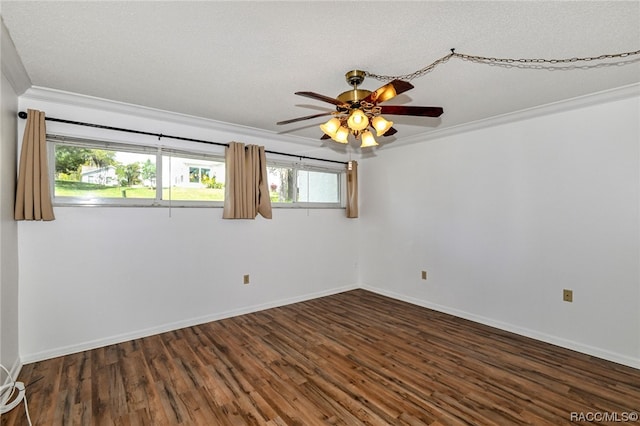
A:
21;82;638;156
1;19;31;95
392;83;640;148
20;86;321;148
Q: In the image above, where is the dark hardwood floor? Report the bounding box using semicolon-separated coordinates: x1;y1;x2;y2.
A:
3;289;639;425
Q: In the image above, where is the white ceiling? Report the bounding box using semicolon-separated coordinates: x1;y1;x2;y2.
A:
2;1;639;149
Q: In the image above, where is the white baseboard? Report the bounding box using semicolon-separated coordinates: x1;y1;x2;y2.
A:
362;284;640;370
21;282;640;370
21;284;359;364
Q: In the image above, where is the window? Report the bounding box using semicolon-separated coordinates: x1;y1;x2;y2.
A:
267;165;295;203
267;164;342;207
52;141;157;203
189;166;211;183
297;169;340;203
49;135;344;208
162;152;225;202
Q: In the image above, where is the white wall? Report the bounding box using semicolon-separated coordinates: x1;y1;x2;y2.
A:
1;18;27;380
1;72;20;377
17;91;359;362
15;85;640;369
360;89;640;368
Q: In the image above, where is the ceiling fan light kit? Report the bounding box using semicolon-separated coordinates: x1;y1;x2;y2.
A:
372;116;393;137
277;69;444;148
319;117;341;137
360;130;379;148
346;109;369;131
332;126;350;144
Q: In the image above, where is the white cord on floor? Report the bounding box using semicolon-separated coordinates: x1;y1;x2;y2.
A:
0;363;33;426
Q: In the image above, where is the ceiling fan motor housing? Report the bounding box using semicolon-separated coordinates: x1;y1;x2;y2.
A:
338;70;371;105
337;89;372;105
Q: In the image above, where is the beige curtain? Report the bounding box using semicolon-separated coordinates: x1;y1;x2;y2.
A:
346;160;358;218
222;142;272;219
15;109;55;221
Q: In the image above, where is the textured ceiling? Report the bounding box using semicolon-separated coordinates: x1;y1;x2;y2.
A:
2;1;639;149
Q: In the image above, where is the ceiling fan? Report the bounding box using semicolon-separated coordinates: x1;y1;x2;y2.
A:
277;70;444;147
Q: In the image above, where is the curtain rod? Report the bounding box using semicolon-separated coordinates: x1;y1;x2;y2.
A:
17;111;348;166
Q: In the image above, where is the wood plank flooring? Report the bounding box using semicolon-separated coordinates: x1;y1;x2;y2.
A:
3;289;639;425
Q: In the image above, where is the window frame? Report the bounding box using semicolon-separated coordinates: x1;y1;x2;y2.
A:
267;160;344;209
49;137;165;207
48;135;345;209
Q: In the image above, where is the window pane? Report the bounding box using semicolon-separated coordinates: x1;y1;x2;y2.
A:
189;167;200;183
54;145;156;199
267;166;295;203
297;170;340;203
162;155;225;201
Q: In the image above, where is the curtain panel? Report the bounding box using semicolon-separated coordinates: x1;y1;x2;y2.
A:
222;142;272;219
15;109;55;221
346;160;358;218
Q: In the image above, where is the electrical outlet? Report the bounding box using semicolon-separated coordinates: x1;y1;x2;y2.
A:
421;270;427;280
243;274;250;285
563;289;573;302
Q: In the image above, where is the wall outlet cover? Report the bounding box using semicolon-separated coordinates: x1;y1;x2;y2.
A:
563;289;573;302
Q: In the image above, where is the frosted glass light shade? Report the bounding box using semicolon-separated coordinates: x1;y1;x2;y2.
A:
320;118;341;137
332;126;349;143
360;130;378;148
347;110;369;131
372;116;393;136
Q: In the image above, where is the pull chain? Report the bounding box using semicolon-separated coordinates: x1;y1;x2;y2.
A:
364;48;640;82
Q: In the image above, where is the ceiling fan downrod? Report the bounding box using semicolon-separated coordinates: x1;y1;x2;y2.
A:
338;70;371;105
345;69;366;87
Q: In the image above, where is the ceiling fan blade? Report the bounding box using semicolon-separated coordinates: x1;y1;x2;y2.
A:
295;91;345;106
382;127;398;136
364;79;414;104
380;105;444;117
277;111;334;125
